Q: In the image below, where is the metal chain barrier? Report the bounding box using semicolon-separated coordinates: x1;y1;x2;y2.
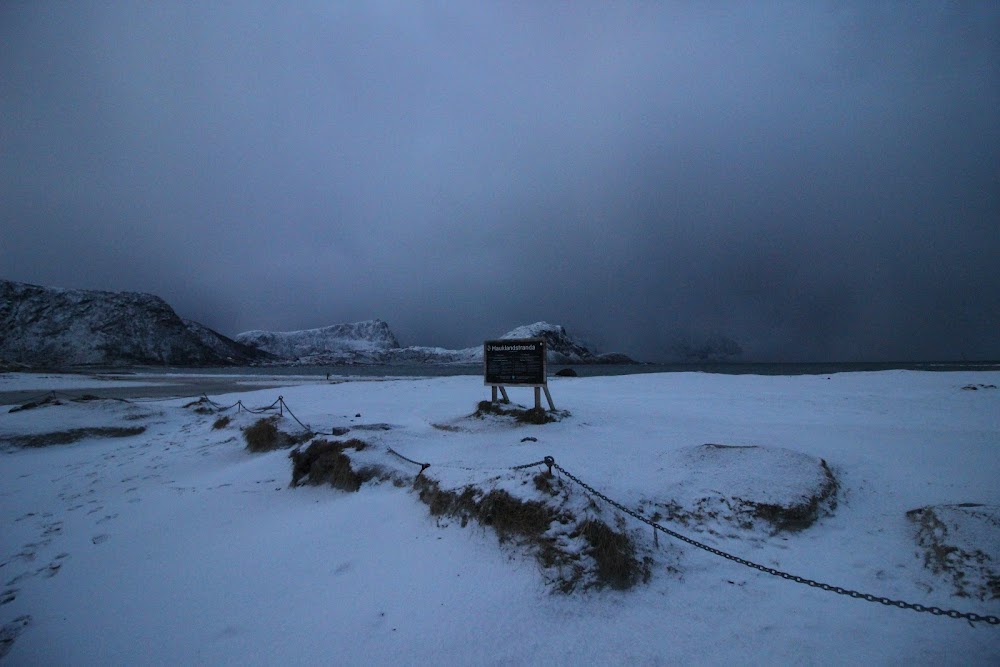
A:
545;456;999;626
387;447;431;476
276;397;309;431
202;395;281;415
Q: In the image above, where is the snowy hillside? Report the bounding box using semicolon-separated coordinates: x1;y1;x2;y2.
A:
0;280;262;367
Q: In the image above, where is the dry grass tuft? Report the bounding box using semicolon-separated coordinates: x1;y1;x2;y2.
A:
578;519;646;590
413;475;646;592
907;504;999;601
288;439;376;490
473;400;566;425
242;417;309;452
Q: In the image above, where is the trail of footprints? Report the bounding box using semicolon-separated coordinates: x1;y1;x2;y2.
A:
1;444;144;635
4;430;180;593
3;418;265;655
2;410;189;657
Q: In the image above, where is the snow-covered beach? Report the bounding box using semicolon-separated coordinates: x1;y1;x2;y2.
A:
1;370;998;665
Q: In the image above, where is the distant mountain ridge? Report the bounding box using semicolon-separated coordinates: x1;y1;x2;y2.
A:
235;320;400;364
0;279;634;368
236;320;634;365
0;279;271;367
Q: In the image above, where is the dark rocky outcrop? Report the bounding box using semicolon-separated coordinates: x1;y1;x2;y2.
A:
0;279;266;367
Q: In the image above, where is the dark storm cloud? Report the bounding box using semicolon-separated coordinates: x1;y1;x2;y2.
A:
2;1;998;361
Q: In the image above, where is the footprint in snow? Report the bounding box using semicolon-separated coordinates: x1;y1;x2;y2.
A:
0;589;16;605
41;521;63;536
91;534;110;545
0;615;32;659
40;553;69;578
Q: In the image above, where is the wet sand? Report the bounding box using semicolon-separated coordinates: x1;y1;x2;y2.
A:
0;374;299;408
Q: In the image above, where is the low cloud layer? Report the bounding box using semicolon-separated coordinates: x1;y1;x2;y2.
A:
3;2;997;360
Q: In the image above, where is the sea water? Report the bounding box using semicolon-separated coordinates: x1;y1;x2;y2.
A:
124;360;1000;379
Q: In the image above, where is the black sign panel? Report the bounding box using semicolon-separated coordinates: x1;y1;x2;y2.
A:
483;338;547;386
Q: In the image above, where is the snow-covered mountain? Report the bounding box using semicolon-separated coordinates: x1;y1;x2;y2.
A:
235;320;400;364
182;319;279;365
236;320;634;365
0;280;269;367
0;278;634;368
493;322;633;364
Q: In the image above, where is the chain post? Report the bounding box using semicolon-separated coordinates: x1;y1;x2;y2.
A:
544;456;554;478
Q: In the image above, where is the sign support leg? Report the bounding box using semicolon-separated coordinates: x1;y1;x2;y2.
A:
534;387;541;410
542;385;555;411
499;386;510;403
491;386;497;403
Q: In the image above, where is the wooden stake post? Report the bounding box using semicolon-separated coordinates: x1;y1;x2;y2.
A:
484;338;555;410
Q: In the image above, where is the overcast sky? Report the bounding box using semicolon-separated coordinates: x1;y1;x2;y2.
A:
2;2;998;361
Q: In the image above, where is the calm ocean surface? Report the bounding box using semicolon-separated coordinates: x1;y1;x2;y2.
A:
140;361;1000;379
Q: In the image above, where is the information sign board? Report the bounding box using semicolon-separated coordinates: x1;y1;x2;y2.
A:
483;338;547;387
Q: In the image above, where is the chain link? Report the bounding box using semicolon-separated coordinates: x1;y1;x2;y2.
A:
387;447;429;468
510;459;548;470
546;457;999;626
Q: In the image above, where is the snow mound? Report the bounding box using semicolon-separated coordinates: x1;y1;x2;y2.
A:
289;439;649;592
644;444;838;535
907;503;1000;601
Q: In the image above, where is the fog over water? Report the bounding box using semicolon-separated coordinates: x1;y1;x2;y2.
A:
2;2;998;361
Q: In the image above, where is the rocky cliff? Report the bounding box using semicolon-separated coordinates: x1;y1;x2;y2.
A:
0;280;267;367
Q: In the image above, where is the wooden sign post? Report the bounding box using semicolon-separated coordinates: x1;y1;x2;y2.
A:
483;338;555;410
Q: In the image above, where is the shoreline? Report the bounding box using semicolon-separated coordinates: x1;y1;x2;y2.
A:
2;362;1000;407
